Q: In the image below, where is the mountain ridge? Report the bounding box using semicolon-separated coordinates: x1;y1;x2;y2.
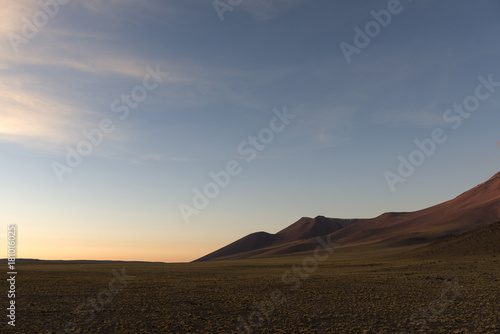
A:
194;172;500;262
194;216;357;262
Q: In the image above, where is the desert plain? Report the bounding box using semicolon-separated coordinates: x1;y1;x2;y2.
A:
9;223;499;333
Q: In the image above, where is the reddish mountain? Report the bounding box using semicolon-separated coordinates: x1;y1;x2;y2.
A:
194;172;500;262
330;171;500;247
194;216;357;262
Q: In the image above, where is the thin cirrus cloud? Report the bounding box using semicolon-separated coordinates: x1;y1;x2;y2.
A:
0;1;38;37
1;0;346;160
0;2;91;153
0;1;185;155
0;77;96;154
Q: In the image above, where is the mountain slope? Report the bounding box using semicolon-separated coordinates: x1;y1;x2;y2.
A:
403;221;500;258
195;172;500;262
328;171;500;247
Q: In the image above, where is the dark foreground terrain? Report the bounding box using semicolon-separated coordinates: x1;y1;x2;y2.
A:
6;238;499;333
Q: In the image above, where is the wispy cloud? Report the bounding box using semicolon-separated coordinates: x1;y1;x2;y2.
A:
0;78;95;154
0;0;192;156
0;0;189;78
0;1;38;35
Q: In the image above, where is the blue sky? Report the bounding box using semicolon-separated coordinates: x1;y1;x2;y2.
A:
1;0;500;262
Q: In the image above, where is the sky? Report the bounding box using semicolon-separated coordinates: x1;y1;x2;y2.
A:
1;0;500;262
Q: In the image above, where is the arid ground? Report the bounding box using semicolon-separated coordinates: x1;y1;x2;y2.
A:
9;238;499;333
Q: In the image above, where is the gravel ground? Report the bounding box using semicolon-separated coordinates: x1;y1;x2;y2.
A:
7;252;499;333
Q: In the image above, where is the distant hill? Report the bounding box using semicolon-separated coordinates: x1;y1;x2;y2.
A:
195;172;500;262
0;259;165;263
0;258;42;262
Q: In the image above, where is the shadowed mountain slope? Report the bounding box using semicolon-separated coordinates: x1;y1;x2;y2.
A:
403;221;500;258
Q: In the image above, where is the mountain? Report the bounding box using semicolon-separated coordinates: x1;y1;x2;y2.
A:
328;171;500;247
194;216;358;262
194;172;500;262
